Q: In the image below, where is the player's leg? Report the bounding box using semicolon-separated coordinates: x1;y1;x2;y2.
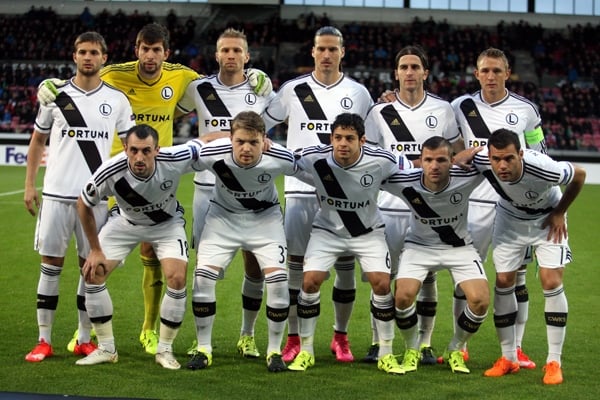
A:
76;216;139;366
288;229;336;372
417;271;438;364
537;238;570;385
186;186;212;355
139;241;162;355
288;269;328;371
76;258;121;366
330;255;355;362
237;250;263;358
26;200;71;362
69;205;107;356
515;246;535;369
393;276;422;373
282;197;318;362
356;229;403;375
443;249;489;374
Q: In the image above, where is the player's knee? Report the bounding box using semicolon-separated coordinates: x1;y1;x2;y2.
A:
140;242;157;258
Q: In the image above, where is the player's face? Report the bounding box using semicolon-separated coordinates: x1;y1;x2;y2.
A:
488;144;524;182
73;42;107;77
330;126;365;167
474;56;510;103
420;146;452;190
216;38;249;74
125;134;159;178
312;35;344;76
231;129;264;167
135;41;170;79
395;54;428;93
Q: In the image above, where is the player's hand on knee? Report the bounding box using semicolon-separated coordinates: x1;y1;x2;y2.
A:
37;78;64;106
247;68;273;97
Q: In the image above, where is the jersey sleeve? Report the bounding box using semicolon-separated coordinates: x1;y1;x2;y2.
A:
263;87;290;130
364;106;383;147
33;104;54;133
177;79;201;114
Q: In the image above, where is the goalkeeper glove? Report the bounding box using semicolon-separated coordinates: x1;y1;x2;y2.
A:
247;68;273;97
37;78;64;106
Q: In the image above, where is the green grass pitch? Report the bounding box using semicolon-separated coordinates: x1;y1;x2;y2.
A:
0;165;599;399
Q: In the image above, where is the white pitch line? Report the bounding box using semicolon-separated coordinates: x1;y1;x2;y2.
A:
0;187;41;197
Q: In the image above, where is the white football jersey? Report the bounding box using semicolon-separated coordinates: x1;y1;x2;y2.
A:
81;141;202;226
34;78;134;201
473;149;575;220
382;166;484;249
365;91;460;212
193;140;297;214
295;144;399;238
452;90;545;203
264;73;373;197
177;74;275;188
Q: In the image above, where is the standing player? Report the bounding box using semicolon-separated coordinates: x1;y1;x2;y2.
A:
287;113;405;375
475;129;585;384
177;28;275;358
37;23;272;355
263;26;374;363
186;111;295;373
383;137;488;375
364;45;463;364
450;47;546;367
75;124;202;369
24;31;135;362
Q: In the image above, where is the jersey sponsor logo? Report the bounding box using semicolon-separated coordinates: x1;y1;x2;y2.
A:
412;214;461;227
61;129;109;139
319;195;370;210
99;103;112;116
204;118;232;129
161;86;174;100
390;142;423;154
468;139;487;148
340;97;353;110
360;174;374;187
134;113;171;123
506;112;519;125
298;121;331;144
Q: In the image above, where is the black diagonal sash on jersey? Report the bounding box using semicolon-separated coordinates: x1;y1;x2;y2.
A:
380;104;420;160
482;170;553;215
381;104;416;142
460;98;492;139
196;82;232;117
114;177;171;224
294;83;327;120
55;92;103;173
211;160;276;211
401;187;465;247
313;158;371;237
294;83;330;144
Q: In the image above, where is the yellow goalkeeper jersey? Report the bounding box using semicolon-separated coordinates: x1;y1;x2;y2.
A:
100;60;200;156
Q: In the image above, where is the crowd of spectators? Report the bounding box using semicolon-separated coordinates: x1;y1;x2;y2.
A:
1;6;599;151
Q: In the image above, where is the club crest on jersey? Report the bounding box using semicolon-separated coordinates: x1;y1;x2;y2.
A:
99;103;112;116
449;192;463;205
161;86;174;100
245;93;257;105
426;115;438;129
160;180;173;191
258;173;272;183
506;113;518;125
524;190;539;200
340;97;353;110
360;174;374;187
85;183;96;197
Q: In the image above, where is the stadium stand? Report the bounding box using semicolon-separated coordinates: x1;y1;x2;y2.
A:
0;6;598;151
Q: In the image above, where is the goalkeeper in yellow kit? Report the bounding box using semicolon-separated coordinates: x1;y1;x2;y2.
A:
38;23;272;355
